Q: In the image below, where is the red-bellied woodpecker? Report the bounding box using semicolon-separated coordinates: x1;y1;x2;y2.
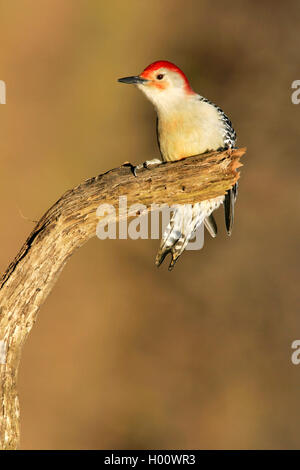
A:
118;60;237;270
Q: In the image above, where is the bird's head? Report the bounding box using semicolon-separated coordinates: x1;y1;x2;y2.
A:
118;61;195;111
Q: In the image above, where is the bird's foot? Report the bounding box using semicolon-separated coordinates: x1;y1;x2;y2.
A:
132;158;162;177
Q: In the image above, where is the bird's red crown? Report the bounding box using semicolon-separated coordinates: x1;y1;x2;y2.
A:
140;61;193;93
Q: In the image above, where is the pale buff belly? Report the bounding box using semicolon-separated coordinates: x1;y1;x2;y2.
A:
157;111;225;214
158;108;224;162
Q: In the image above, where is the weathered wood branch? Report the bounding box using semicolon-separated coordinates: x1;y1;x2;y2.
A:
0;147;246;449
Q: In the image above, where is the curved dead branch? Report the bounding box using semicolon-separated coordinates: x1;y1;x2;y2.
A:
0;147;246;449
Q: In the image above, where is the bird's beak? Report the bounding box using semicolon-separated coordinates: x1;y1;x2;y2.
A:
118;76;148;85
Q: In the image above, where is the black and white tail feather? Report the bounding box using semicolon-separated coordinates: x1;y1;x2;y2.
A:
156;97;237;271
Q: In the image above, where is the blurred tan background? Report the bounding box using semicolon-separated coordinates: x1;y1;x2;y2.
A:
0;0;299;449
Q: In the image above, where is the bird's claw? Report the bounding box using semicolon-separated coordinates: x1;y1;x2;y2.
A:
132;162;144;177
132;158;162;177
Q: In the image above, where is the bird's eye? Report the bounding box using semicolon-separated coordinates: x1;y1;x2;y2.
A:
156;74;164;80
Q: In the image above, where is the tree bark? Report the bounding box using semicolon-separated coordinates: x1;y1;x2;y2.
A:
0;147;245;449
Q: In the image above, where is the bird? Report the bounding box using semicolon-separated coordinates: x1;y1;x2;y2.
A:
118;60;237;270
